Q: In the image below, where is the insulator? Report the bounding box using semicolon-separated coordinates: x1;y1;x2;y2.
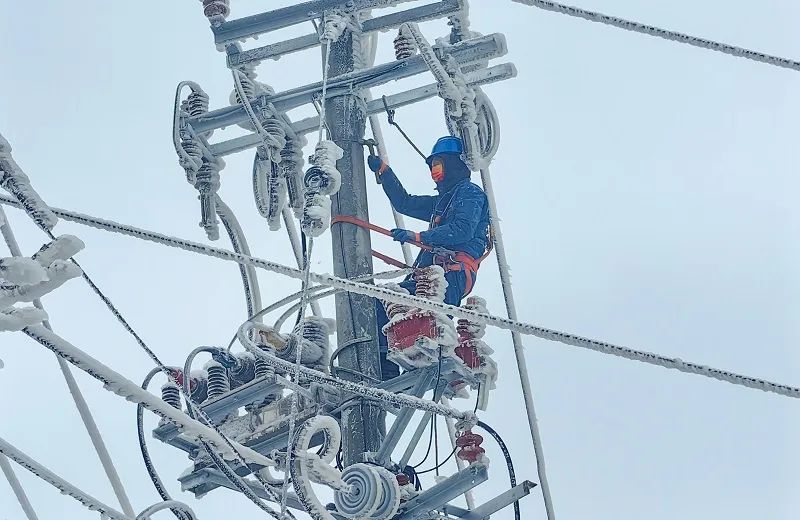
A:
161;382;181;409
412;266;447;302
303;166;337;197
266;160;287;230
202;0;229;20
394;29;417;60
281;141;305;216
381;283;412;320
457;295;488;340
232;72;256;103
261;118;287;153
294;316;331;350
205;361;229;400
195;162;220;240
254;356;271;379
334;464;401;520
456;430;485;463
186;91;209;117
229;353;256;388
301;191;331;238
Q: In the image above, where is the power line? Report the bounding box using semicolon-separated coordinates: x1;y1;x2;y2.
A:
3;196;797;401
511;0;800;72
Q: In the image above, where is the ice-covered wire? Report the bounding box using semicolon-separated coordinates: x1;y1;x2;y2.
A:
136;501;197;520
216;197;262;319
4;197;798;400
0;207;136;518
0;435;133;520
510;0;800;72
137;368;190;520
280;236;315;518
477;420;521;520
238;321;471;421
0;134;57;231
479;166;555;519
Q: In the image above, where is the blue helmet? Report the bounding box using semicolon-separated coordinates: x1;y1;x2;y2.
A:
426;136;463;166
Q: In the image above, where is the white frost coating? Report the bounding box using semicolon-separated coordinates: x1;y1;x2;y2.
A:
0;260;82;308
0;133;57;230
0;436;132;520
0;258;47;285
289;416;343;520
320;10;358;44
0;306;48;331
31;235;84;267
238;321;470;420
11;197;799;400
511;0;800;72
22;325;274;468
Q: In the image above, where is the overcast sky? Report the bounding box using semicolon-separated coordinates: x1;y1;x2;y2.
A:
1;1;799;519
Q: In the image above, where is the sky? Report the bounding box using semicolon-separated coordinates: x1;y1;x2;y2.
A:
1;1;799;519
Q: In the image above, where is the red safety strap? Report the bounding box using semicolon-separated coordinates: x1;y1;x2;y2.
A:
331;215;431;269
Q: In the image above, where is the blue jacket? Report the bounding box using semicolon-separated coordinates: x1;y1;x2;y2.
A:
380;168;489;265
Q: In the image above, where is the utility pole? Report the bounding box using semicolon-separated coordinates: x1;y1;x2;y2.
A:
325;28;385;467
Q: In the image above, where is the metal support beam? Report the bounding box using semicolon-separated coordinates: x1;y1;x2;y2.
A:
458;481;537;520
187;34;508;134
397;463;489;519
179;467;305;511
226;0;461;67
212;0;435;45
152;376;283;444
375;368;436;464
209;63;516;157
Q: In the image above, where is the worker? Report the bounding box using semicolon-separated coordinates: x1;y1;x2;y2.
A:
367;136;490;380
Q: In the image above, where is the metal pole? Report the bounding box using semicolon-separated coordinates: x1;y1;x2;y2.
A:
325;29;385;467
479;168;555;519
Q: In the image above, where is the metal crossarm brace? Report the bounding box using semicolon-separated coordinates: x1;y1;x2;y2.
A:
187;33;507;134
226;0;462;67
375;368;437;464
210;63;515;157
152;376;283;445
212;0;459;45
398;463;489;519
457;481;537;519
179;467;305;511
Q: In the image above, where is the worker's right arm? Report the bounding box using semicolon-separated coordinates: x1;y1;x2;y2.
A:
373;161;436;222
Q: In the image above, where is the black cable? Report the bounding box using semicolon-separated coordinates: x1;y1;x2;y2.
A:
381;95;427;161
137;368;190;520
294;231;309;327
477;420;521;520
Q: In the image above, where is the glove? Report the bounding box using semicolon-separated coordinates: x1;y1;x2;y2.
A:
367;155;385;173
391;228;418;244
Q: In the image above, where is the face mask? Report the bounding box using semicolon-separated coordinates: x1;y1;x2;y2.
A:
431;162;444;182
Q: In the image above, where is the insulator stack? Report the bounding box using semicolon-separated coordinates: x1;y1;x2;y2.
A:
205;360;230;400
294;316;331;350
382;283;413;320
456;429;485;463
280;137;306;216
254;355;271;379
195;162;220;240
186;91;209;117
232;71;257;104
229;352;256;388
202;0;230;21
266;160;287;231
161;382;181;409
413;265;448;302
301;140;342;237
394;28;417;60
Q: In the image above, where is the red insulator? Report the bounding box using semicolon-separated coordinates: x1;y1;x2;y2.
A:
456;430;485;463
455;343;481;369
396;473;410;487
203;0;229;19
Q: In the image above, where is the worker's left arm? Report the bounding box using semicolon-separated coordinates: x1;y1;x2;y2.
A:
419;185;486;248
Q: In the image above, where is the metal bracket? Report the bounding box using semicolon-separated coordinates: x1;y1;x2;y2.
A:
226;0;462;67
